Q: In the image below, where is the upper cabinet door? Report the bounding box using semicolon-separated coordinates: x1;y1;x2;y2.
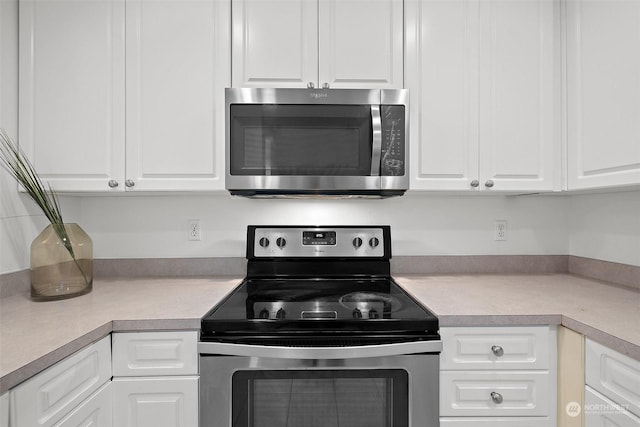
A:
478;0;560;192
231;0;402;89
232;0;318;88
19;0;125;192
406;0;560;192
125;0;230;191
566;0;640;190
405;0;480;191
318;0;403;89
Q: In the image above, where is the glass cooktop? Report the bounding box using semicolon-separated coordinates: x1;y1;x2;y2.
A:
201;277;439;340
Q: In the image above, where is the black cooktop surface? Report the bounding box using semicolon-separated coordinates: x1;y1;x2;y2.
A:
201;277;439;341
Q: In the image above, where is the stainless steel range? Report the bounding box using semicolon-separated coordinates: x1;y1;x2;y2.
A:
199;226;441;427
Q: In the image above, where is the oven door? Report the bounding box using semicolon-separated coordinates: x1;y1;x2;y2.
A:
199;342;440;427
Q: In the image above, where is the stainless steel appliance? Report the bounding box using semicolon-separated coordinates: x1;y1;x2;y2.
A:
200;226;441;427
225;88;409;197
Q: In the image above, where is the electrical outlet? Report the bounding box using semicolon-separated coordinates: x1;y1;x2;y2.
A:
494;220;507;241
188;219;201;241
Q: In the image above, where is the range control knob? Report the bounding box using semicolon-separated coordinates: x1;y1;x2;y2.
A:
352;308;363;319
258;308;270;319
369;309;379;319
353;237;363;249
259;237;270;248
369;237;380;248
276;308;286;319
276;237;287;249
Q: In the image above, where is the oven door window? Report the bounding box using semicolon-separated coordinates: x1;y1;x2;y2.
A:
229;105;373;176
231;369;408;427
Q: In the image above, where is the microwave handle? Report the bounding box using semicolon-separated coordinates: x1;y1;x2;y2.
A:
370;105;382;176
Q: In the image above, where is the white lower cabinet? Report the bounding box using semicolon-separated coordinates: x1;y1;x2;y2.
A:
111;331;199;427
54;382;112;427
0;392;8;427
439;326;557;426
10;336;112;427
112;377;198;427
585;338;640;426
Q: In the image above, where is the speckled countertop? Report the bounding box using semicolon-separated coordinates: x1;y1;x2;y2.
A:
1;273;639;394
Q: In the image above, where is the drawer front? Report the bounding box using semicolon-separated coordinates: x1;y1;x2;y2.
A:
441;326;550;370
54;382;112;427
112;376;198;427
440;371;550;417
585;386;640;427
441;417;553;426
11;336;111;427
112;331;198;376
585;338;640;417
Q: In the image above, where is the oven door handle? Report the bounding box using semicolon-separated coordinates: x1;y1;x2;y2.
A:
199;340;442;359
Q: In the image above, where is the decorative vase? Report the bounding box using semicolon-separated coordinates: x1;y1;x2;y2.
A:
30;223;93;301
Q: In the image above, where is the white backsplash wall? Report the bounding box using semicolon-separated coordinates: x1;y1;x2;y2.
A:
77;193;569;259
567;190;640;266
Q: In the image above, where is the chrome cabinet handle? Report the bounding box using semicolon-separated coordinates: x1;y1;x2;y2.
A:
470;179;480;188
370;105;382;176
307;82;315;89
491;345;504;357
322;82;330;89
485;179;495;188
108;179;119;188
491;392;503;404
125;179;135;188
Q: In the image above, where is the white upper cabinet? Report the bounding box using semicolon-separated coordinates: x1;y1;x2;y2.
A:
406;0;560;192
19;0;126;192
125;0;229;191
566;0;640;190
232;0;403;89
19;0;230;192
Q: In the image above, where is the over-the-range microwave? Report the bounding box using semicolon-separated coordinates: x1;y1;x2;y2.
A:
225;88;409;198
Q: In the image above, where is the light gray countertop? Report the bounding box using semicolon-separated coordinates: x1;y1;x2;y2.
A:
1;273;639;394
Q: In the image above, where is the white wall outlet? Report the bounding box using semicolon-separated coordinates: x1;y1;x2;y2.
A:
494;220;507;241
188;219;201;241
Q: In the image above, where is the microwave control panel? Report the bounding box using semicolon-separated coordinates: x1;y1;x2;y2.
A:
380;105;405;177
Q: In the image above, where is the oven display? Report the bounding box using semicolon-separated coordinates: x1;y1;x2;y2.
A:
302;231;336;246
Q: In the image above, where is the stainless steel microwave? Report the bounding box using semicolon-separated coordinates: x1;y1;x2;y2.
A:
225;88;409;197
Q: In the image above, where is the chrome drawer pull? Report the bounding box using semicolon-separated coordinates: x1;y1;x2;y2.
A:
491;345;504;357
491;392;503;404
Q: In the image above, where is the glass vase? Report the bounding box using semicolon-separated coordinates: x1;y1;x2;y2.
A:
30;223;93;301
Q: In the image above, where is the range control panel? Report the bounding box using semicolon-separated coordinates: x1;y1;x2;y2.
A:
249;226;388;258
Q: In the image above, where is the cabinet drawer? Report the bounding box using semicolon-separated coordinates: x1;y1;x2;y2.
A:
585;338;640;417
112;376;198;427
441;417;553;426
112;331;198;376
54;382;112;427
441;326;551;370
585;386;640;427
11;336;111;427
440;371;550;417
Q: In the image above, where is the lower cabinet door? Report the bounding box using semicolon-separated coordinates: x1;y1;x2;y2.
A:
585;386;640;427
440;417;553;426
54;382;112;427
112;376;198;427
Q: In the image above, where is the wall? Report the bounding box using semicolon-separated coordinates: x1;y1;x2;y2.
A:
77;192;569;260
567;190;640;266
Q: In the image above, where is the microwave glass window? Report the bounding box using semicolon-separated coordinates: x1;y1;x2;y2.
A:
232;369;408;427
230;105;372;176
